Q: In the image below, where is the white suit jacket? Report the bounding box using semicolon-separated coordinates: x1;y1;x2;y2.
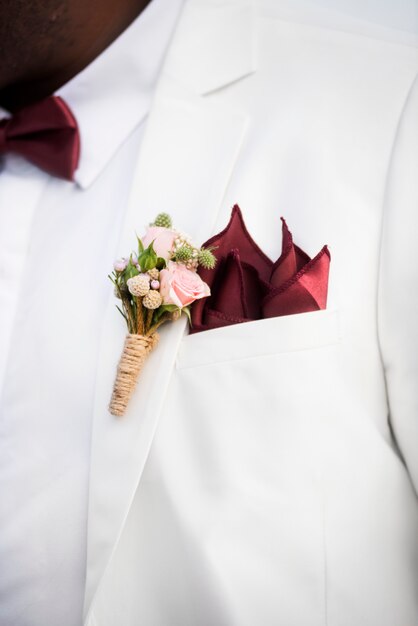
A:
83;1;418;624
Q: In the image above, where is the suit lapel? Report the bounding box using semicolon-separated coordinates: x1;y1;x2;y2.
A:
84;1;256;619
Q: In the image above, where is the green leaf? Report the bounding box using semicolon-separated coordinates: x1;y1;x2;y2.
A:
138;241;158;272
136;235;144;254
162;304;180;313
182;306;192;326
152;304;180;324
152;308;164;324
116;305;128;324
156;257;167;270
144;257;157;271
125;257;140;280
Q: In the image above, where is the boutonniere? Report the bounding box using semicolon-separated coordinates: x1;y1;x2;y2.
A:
109;213;216;416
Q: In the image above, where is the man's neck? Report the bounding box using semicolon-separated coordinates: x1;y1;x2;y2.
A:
0;0;152;112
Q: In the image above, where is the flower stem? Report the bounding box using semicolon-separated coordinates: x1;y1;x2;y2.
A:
147;313;174;336
145;308;154;334
121;293;135;334
136;297;144;335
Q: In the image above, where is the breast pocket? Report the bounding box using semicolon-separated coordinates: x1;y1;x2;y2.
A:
174;309;342;480
177;308;341;369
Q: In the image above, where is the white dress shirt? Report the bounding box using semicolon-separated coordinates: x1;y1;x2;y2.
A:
0;1;183;624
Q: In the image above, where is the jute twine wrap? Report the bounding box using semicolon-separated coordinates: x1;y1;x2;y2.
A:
109;332;159;417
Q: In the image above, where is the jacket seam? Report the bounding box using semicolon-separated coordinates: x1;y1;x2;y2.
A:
376;72;418;375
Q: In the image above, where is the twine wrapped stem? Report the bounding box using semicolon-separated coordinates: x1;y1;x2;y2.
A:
109;332;159;417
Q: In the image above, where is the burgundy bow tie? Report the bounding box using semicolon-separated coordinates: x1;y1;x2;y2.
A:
0;96;80;181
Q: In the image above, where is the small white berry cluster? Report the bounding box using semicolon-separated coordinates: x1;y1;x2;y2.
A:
172;230;199;270
127;268;162;309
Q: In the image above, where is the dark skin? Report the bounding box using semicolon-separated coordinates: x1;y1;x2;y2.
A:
0;0;152;112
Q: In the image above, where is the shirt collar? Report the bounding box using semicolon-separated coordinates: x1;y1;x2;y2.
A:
58;0;184;189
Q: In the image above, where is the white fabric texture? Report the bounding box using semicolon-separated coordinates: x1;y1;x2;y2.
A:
378;74;418;495
0;1;417;625
0;0;183;624
86;2;418;625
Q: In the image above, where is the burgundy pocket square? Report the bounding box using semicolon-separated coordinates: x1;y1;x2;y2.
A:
191;205;330;333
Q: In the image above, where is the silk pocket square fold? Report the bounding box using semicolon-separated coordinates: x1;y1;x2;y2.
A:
191;205;330;332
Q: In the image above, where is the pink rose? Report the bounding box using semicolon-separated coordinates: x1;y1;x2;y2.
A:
159;261;211;308
141;226;177;260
